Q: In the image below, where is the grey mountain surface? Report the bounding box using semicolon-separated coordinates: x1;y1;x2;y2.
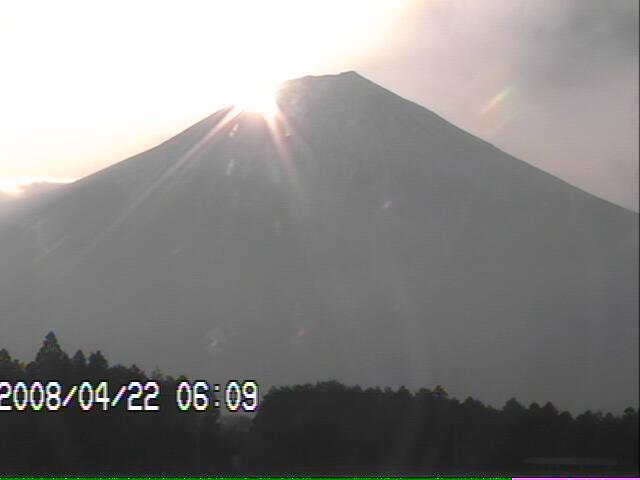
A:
0;72;637;412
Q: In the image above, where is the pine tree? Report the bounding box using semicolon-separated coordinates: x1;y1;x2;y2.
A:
28;332;69;380
70;349;87;380
0;348;22;381
87;350;109;381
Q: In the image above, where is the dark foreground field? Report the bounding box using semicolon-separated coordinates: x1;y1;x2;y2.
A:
1;333;637;476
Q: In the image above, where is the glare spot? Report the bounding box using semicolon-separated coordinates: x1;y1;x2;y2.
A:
206;327;227;355
0;176;74;196
382;200;393;210
226;158;235;176
233;82;280;118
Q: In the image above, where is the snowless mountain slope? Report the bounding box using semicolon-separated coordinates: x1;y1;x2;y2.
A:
0;72;637;412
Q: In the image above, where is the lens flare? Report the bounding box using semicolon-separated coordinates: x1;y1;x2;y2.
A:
479;86;514;116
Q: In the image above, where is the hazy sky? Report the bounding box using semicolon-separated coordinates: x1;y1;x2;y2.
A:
1;0;638;210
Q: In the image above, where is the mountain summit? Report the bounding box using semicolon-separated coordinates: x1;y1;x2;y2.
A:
0;72;637;412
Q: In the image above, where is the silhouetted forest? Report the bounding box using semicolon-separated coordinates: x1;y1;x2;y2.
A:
0;333;637;475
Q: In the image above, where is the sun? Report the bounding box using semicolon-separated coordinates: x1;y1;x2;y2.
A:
232;82;281;118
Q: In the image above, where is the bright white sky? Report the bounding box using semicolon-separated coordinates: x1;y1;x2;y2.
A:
1;0;638;209
0;0;404;190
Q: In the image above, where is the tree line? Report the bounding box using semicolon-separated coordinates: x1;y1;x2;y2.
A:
0;333;637;475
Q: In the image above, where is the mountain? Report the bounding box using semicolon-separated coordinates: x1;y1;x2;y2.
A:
0;72;637;412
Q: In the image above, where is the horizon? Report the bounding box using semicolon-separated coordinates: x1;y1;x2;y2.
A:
3;70;639;215
1;0;638;210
